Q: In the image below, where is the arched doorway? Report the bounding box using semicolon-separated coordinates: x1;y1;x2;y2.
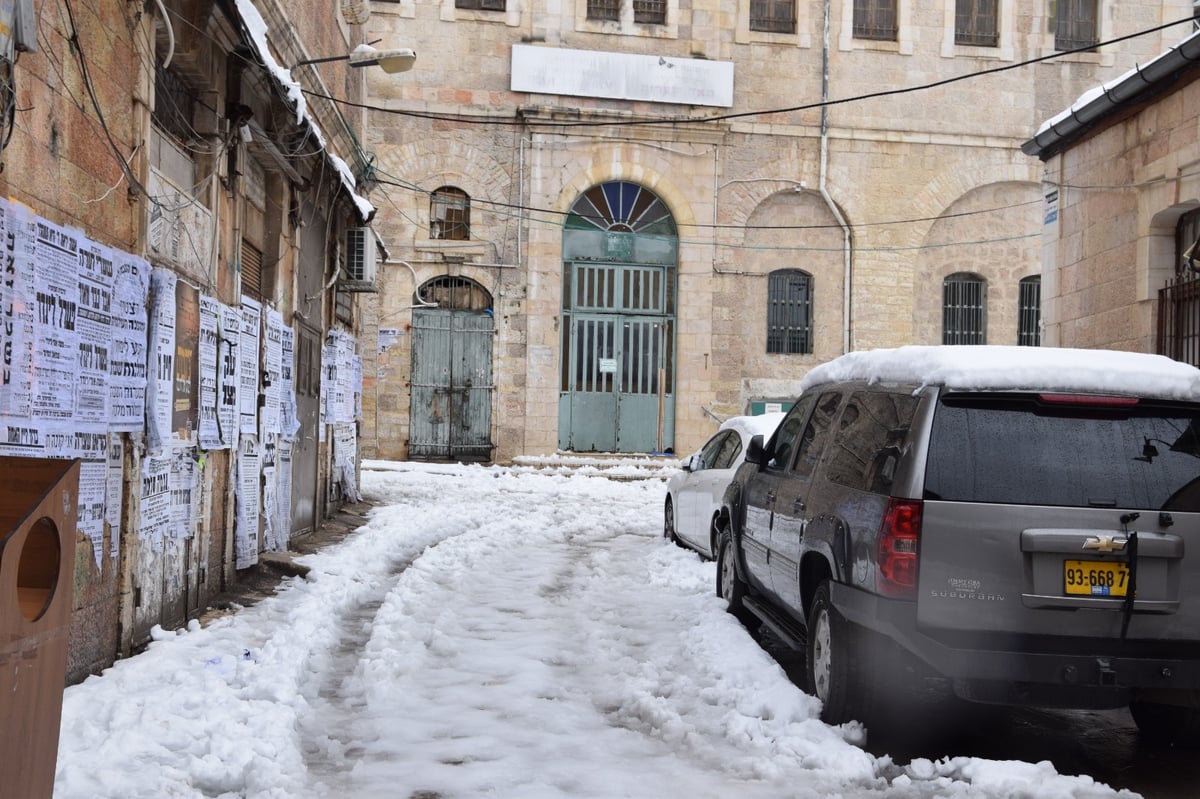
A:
409;276;494;461
559;181;678;453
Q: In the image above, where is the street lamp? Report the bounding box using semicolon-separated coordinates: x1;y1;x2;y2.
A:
292;45;416;73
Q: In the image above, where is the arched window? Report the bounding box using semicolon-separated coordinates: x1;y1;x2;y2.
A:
1017;275;1041;346
766;269;813;354
431;187;470;240
943;272;986;344
418;276;492;311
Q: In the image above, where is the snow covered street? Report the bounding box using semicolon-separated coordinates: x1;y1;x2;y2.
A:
55;460;1137;798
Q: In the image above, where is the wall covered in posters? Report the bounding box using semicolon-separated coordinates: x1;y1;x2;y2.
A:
0;197;363;568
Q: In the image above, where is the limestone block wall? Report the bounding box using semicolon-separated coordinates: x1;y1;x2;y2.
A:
360;0;1189;461
1039;67;1200;355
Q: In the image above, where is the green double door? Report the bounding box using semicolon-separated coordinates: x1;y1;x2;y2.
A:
559;263;675;453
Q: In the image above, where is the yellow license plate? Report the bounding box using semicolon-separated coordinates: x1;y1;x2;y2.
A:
1064;559;1130;597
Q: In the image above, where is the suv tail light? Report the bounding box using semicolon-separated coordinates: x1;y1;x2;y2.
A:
877;498;922;599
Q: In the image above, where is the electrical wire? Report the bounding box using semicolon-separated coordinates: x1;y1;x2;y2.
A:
302;15;1200;130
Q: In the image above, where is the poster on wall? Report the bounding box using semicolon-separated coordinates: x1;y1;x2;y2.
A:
238;297;261;436
276;437;293;551
0;199;35;425
169;447;197;540
262;457;277;552
32;217;81;425
106;434;123;559
139;453;171;548
173;280;200;439
279;326;298;440
263;307;283;438
57;425;110;567
110;253;149;433
146;268;177;453
218;303;240;449
332;422;360;502
198;295;221;449
74;239;113;424
235;434;261;569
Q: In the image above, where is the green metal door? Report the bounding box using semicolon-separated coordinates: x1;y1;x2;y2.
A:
559;262;675;453
410;308;494;461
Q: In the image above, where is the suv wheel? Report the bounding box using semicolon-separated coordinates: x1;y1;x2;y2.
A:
806;581;875;725
716;529;758;629
1130;699;1200;747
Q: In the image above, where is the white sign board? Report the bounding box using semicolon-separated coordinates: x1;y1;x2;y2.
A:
511;45;734;108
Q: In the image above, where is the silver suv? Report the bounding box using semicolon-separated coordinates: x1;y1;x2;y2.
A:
717;345;1200;743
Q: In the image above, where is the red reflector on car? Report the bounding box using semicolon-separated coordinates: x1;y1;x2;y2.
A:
1038;393;1139;407
877;498;922;599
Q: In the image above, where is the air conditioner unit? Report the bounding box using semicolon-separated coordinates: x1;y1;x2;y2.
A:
342;227;378;292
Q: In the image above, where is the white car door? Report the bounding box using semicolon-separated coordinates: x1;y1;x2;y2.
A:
677;431;735;550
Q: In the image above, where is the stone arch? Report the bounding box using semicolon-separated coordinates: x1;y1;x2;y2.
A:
550;144;701;234
373;139;513;243
912;180;1042;345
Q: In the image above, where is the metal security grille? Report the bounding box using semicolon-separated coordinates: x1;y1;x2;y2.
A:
570;318;616;393
1017;276;1041;346
1158;209;1200;367
1158;276;1200;367
853;0;897;41
943;274;986;344
750;0;796;33
633;0;665;24
1054;0;1099;51
766;270;813;354
587;0;619;21
571;263;666;313
955;0;998;46
455;0;506;8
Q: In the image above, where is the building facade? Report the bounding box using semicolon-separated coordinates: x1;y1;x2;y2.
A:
0;0;383;683
1023;27;1200;364
357;1;1195;463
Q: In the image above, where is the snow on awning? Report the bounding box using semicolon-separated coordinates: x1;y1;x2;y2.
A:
232;0;375;223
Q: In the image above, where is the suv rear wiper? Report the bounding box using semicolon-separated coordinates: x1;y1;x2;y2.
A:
1120;523;1139;640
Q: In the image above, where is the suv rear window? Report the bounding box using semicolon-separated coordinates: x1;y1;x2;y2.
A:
924;393;1200;510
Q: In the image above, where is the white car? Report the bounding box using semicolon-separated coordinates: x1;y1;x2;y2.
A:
664;412;786;559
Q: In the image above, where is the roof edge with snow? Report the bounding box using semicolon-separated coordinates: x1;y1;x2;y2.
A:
1022;28;1200;161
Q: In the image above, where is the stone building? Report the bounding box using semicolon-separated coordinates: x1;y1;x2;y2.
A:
1023;27;1200;364
0;0;383;683
357;1;1198;463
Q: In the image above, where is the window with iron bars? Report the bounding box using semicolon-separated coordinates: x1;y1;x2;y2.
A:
431;187;470;241
943;273;987;344
1051;0;1098;52
587;0;620;20
1017;276;1041;346
455;0;506;8
955;0;998;47
633;0;666;23
750;0;796;33
1158;208;1200;367
853;0;897;41
766;270;813;354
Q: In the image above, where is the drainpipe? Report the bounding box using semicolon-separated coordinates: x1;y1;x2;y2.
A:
821;0;853;354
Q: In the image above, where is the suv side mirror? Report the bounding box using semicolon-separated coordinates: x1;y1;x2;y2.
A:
745;435;767;468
